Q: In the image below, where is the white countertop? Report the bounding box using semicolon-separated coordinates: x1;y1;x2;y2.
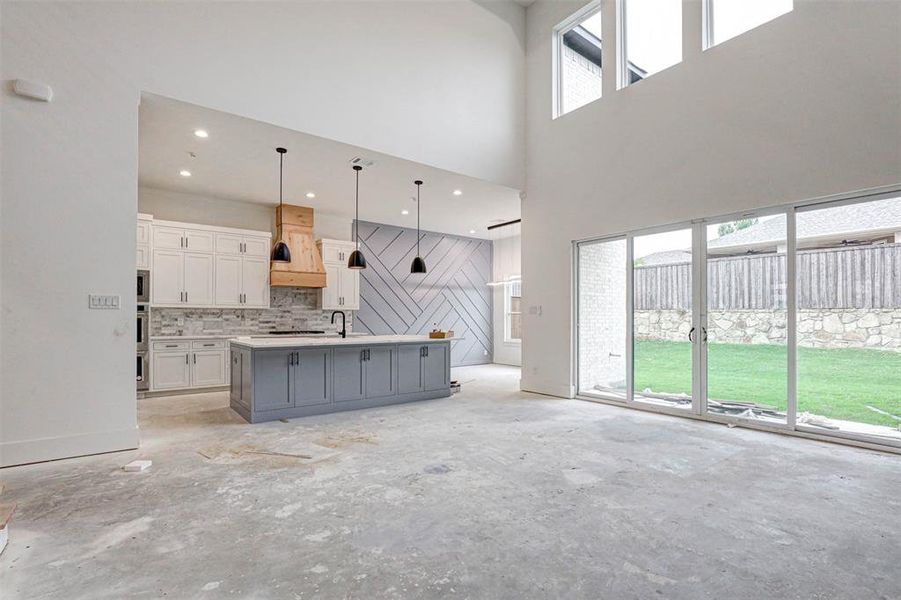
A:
151;335;236;341
230;334;452;349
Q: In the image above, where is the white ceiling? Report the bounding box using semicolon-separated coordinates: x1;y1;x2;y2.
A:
139;94;521;239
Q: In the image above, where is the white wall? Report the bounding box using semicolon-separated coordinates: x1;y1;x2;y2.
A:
0;0;525;466
139;188;274;232
138;187;353;241
521;0;901;397
492;234;522;366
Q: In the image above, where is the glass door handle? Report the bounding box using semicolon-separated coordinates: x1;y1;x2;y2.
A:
688;327;696;343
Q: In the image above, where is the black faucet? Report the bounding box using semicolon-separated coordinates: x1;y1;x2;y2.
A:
331;311;346;338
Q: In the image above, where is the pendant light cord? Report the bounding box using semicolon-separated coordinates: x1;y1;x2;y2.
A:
416;182;421;255
279;152;283;208
355;167;360;250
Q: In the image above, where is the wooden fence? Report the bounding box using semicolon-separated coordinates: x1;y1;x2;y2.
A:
634;243;901;310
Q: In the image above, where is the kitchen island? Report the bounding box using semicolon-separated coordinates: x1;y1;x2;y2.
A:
229;335;452;423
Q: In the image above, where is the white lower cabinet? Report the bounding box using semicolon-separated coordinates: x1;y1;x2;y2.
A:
152;351;191;390
151;339;229;391
192;350;227;387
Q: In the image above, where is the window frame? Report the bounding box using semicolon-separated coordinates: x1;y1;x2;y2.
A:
552;0;603;119
504;279;523;344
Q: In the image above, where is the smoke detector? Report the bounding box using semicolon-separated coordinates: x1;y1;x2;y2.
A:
349;156;375;168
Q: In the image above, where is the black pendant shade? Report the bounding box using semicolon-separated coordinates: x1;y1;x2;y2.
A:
347;249;367;269
271;240;291;262
348;165;367;270
410;179;427;274
411;255;426;274
270;147;291;263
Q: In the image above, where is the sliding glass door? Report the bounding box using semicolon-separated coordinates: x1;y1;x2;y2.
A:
704;216;788;424
632;227;695;410
575;189;901;449
794;197;901;443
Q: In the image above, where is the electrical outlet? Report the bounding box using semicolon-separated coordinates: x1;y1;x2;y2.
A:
89;294;121;309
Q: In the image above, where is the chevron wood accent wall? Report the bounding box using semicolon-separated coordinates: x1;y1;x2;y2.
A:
354;221;493;366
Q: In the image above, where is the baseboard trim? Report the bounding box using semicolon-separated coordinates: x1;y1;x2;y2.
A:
0;426;140;468
520;379;575;399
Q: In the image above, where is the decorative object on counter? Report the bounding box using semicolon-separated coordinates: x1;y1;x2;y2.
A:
410;179;427;274
428;325;452;339
270;147;291;263
347;165;367;270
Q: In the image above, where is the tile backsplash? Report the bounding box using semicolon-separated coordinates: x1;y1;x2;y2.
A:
150;288;352;336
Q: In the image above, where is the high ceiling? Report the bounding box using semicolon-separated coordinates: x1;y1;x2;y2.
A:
139;94;521;239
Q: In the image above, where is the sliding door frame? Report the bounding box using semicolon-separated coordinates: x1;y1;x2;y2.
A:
573;184;901;453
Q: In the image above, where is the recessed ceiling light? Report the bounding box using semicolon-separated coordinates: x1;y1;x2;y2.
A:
306;192;316;199
453;190;463;196
469;229;476;234
401;209;410;215
193;129;208;138
179;170;192;177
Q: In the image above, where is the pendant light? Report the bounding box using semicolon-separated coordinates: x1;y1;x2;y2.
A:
410;180;427;274
347;165;367;269
270;147;291;263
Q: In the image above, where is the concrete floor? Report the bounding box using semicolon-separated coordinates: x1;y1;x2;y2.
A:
1;364;900;599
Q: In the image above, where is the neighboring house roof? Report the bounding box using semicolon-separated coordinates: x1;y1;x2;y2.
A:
638;249;691;266
638;196;901;266
709;196;901;253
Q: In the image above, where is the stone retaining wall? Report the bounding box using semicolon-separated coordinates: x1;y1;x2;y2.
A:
635;309;901;350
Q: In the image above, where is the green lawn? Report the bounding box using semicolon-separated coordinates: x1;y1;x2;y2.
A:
633;340;901;428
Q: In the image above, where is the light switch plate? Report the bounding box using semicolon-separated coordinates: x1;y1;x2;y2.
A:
89;294;121;309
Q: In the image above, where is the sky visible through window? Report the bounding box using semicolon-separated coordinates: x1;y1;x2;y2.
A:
580;11;602;40
711;0;793;46
624;0;682;79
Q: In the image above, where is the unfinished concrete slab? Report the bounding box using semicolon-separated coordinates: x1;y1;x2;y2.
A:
1;365;899;599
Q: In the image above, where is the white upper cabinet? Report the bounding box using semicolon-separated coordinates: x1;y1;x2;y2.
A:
137;214;153;269
241;257;270;307
150;220;271;308
183;253;214;306
154;225;214;252
213;254;269;308
215;232;270;258
215;255;243;307
317;239;360;310
152;249;184;304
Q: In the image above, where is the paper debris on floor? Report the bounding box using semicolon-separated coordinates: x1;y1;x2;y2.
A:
123;460;152;472
0;502;16;555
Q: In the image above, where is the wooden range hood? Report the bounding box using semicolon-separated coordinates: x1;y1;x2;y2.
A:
270;205;326;288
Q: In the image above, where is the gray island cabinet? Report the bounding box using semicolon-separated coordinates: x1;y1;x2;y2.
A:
229;335;451;423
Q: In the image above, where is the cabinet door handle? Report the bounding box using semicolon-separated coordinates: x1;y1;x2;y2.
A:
185;354;189;365
203;343;215;347
185;291;188;303
185;236;189;249
166;344;178;348
425;346;429;357
193;353;196;364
